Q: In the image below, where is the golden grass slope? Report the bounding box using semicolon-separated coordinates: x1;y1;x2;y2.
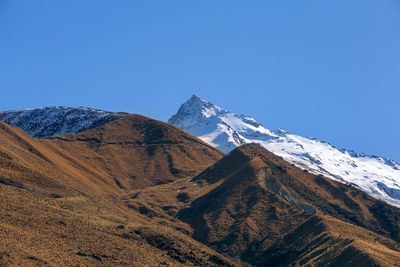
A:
43;114;224;191
0;118;232;266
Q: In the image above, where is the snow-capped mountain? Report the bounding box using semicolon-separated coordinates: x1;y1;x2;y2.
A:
169;95;400;207
0;106;126;138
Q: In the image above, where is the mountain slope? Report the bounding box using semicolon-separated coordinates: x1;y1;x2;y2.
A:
0;112;223;194
0;118;232;266
43;114;224;190
0;106;126;138
258;214;400;267
2;115;400;266
175;143;400;265
169;95;400;207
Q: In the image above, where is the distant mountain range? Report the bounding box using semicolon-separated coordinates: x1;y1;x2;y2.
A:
1;97;399;208
1;102;400;266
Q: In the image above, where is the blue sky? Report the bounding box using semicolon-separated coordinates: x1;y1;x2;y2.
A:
1;1;399;161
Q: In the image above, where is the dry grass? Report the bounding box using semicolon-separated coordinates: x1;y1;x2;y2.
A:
0;118;232;266
1;119;400;266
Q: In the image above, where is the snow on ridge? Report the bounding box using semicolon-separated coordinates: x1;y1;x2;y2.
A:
0;106;126;138
168;95;400;207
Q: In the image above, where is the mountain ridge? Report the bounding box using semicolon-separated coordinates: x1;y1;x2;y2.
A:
0;106;126;138
1;99;400;208
169;95;400;207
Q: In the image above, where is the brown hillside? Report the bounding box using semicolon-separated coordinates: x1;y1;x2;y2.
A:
2;117;400;266
0;119;233;266
169;143;400;265
0;115;223;197
43;114;224;190
120;142;400;265
258;214;400;266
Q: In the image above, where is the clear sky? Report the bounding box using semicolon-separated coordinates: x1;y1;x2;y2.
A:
1;1;399;161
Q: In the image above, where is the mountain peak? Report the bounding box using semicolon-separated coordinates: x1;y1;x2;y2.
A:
169;95;277;152
168;95;224;130
184;95;223;115
189;94;206;103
